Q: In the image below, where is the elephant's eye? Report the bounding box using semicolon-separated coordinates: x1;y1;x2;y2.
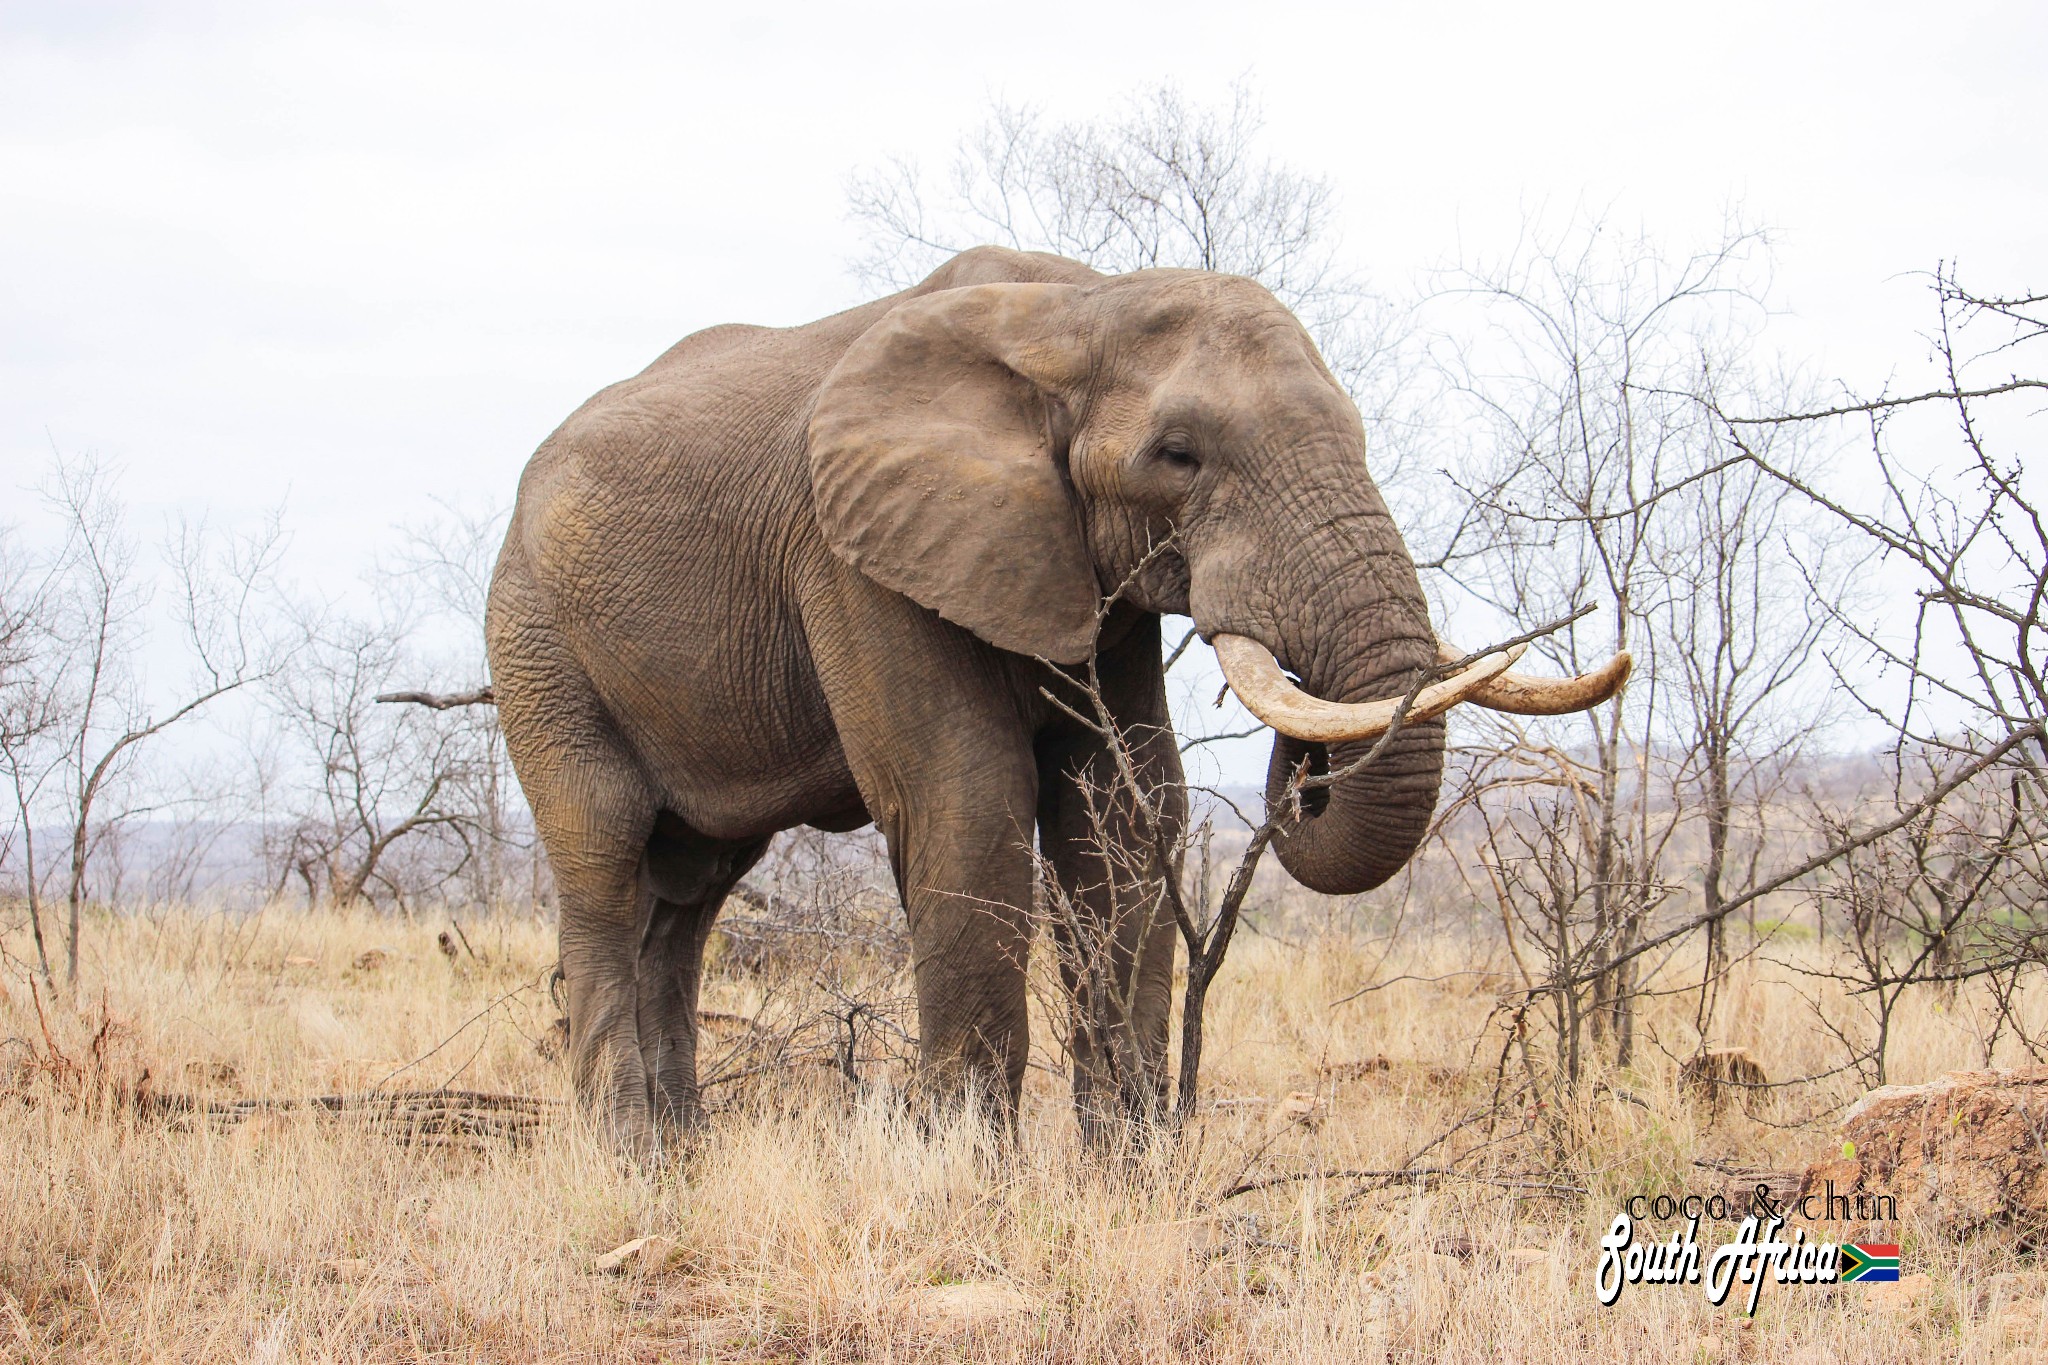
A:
1153;439;1200;472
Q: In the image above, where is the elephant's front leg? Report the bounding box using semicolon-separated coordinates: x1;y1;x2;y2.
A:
883;782;1040;1128
808;589;1047;1129
1036;618;1185;1148
1038;743;1182;1146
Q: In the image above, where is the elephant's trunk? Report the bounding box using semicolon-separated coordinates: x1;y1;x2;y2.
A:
1232;631;1633;895
1189;443;1631;896
1256;629;1450;897
1186;470;1448;895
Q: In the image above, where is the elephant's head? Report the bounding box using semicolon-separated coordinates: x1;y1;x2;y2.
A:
809;248;1627;894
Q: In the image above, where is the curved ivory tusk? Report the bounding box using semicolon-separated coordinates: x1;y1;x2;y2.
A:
1213;635;1527;743
1434;638;1633;715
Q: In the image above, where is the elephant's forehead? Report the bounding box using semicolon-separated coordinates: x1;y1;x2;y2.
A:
1095;272;1295;341
1107;332;1347;433
1095;302;1322;399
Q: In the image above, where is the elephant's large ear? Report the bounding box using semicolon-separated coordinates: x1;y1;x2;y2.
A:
808;282;1101;664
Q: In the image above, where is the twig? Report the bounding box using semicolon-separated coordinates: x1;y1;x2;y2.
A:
375;687;496;710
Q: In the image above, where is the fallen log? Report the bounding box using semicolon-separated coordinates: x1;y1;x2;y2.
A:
135;1086;563;1148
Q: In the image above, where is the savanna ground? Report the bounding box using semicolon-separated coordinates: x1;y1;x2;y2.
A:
5;892;2046;1363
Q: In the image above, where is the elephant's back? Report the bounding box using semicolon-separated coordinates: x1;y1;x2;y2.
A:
489;307;887;837
517;244;1104;509
488;248;1107;833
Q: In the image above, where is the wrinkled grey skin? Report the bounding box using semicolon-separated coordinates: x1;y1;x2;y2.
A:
487;247;1443;1158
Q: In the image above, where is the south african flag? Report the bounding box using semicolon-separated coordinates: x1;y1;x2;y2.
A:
1838;1244;1901;1282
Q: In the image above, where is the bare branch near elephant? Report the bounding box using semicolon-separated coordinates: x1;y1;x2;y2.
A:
1040;569;1623;1133
375;686;495;710
1412;211;1866;1096
1704;264;2048;1077
256;503;533;914
269;606;493;910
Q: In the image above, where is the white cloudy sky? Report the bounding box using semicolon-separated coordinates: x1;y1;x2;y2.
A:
3;0;2042;781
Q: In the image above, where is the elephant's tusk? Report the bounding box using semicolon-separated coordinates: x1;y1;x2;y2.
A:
1212;635;1526;744
1434;638;1633;715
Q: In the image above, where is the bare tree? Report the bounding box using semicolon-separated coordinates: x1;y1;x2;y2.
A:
1648;397;1856;1033
1721;269;2046;757
848;81;1412;455
386;500;533;909
264;501;541;914
1790;749;2040;1084
267;599;473;910
1472;267;2048;1090
0;522;68;979
851;84;1346;308
1426;211;1855;1075
1710;267;2048;1073
0;455;286;984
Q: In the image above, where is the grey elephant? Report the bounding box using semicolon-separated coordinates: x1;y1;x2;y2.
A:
486;246;1627;1158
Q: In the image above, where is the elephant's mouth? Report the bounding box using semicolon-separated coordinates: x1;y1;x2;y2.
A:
1213;634;1633;743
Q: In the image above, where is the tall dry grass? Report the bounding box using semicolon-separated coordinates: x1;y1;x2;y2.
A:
3;902;2044;1362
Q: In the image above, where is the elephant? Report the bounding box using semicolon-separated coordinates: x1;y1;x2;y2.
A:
485;246;1628;1158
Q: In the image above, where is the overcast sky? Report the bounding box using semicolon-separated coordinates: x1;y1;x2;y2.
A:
4;0;2043;782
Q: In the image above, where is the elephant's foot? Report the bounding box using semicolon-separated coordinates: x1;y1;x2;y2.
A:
577;1074;705;1169
572;1040;659;1165
902;1053;1023;1145
567;999;702;1167
573;1042;715;1169
638;1011;707;1141
646;1061;711;1151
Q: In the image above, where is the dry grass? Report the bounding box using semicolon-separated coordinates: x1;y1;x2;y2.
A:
3;902;2046;1362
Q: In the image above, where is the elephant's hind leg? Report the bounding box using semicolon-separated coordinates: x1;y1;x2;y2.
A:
533;762;661;1159
490;612;663;1154
638;818;770;1134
